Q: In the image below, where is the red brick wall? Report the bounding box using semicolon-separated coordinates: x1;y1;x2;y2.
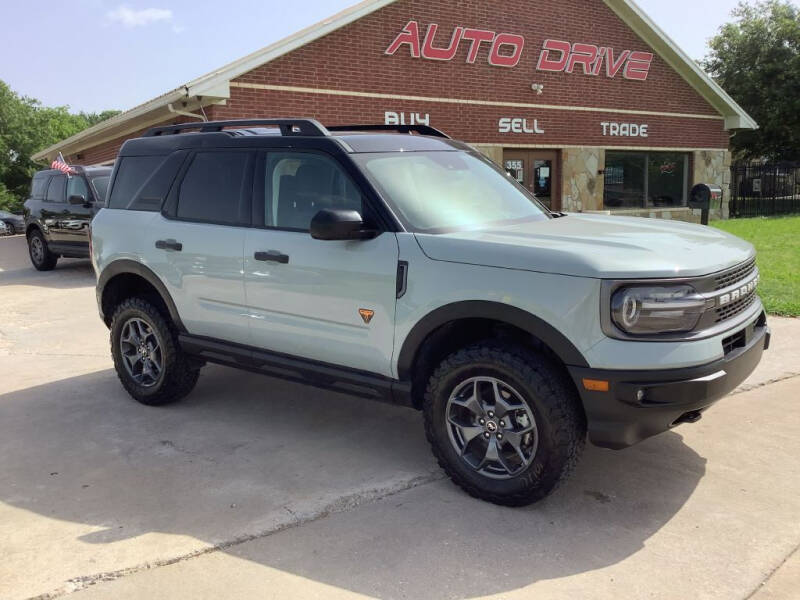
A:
220;0;729;148
71;0;730;163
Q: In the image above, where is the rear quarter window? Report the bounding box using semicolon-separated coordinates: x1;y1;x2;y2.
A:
31;173;50;200
108;154;184;211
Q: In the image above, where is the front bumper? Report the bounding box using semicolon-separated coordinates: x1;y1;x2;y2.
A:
568;313;770;449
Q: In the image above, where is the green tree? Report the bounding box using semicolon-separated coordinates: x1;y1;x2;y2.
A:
703;1;800;161
0;80;119;213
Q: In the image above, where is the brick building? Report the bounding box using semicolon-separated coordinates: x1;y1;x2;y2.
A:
34;0;756;220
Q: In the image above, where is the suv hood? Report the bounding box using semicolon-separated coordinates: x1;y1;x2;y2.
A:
414;214;755;279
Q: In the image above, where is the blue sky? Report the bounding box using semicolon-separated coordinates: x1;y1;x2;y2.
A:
1;0;797;113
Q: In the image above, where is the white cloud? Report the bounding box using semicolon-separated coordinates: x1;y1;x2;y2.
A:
107;6;173;28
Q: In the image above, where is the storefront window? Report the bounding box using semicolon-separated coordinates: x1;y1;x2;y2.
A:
604;152;689;209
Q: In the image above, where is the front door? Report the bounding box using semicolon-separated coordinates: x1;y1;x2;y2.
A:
59;175;95;250
503;150;560;211
243;150;399;377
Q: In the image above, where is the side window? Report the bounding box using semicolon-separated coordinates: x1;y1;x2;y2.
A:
264;152;363;231
45;175;66;203
176;152;250;225
66;176;90;201
108;156;163;209
91;176;111;204
31;174;50;199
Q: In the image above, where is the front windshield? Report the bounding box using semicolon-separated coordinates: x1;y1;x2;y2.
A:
354;151;550;233
91;176;110;203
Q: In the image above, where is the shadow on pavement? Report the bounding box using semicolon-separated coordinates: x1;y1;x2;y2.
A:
0;236;94;289
0;362;706;598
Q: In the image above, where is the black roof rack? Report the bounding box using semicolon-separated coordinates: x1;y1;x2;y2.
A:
143;119;451;140
144;119;330;138
326;124;450;138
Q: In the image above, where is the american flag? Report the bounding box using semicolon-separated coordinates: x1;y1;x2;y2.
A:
51;152;74;175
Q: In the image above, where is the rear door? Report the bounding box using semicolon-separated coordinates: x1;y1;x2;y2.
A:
41;174;68;242
243;150;399;377
148;150;253;345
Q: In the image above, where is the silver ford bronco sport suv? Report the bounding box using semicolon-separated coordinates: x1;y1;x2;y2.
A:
92;119;769;506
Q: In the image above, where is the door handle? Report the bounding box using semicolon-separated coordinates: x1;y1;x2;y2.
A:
254;250;289;264
155;239;183;251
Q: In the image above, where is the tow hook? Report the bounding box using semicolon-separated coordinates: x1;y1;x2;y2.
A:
672;410;703;426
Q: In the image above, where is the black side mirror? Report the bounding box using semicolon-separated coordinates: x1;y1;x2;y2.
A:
310;209;377;241
68;194;89;206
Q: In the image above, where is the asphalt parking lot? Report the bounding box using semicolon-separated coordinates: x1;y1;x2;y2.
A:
1;233;799;600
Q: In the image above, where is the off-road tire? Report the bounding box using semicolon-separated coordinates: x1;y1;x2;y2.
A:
28;229;58;271
110;297;200;406
423;343;586;507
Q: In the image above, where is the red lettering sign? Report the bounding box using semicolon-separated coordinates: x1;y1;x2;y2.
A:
385;21;421;58
624;51;654;81
422;24;464;61
537;39;652;80
462;29;495;63
489;33;525;68
385;22;653;80
385;21;523;68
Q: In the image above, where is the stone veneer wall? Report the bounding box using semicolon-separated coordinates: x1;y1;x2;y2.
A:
693;150;731;219
468;145;730;224
562;148;604;212
470;145;503;167
586;206;702;223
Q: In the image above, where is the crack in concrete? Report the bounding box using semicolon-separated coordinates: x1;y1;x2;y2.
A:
743;542;800;600
732;372;800;396
1;351;107;359
26;471;445;600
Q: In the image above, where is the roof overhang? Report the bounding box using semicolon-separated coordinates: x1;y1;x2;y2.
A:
606;0;758;130
31;89;229;162
33;0;756;162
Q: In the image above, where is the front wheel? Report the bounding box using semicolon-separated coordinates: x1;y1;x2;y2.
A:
110;297;200;406
28;229;58;271
423;343;586;506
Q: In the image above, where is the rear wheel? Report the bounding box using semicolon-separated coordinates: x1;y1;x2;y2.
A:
28;229;58;271
110;297;200;406
423;343;586;506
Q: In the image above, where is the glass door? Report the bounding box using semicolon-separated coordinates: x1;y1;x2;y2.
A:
503;150;559;210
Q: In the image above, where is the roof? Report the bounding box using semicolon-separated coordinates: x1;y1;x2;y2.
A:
34;166;113;177
117;120;467;155
32;0;757;162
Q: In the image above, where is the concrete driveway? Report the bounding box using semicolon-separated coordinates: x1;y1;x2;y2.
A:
1;234;799;600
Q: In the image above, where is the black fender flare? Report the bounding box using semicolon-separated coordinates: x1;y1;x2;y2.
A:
25;220;44;237
96;259;185;331
396;300;589;380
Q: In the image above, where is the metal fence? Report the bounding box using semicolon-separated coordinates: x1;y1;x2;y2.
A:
730;161;800;218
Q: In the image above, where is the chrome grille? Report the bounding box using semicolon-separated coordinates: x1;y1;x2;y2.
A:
714;259;756;291
715;293;757;323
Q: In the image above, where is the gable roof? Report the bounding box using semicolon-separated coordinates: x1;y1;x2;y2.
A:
32;0;756;162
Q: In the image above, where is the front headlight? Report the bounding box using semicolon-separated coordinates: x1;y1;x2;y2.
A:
610;284;706;335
